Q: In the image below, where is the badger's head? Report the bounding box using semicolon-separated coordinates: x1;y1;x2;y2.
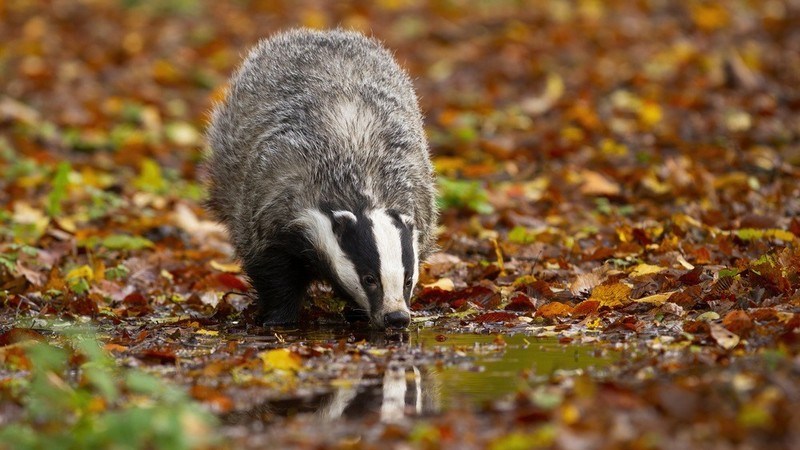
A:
298;208;419;329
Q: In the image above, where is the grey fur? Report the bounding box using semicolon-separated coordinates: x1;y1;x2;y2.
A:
204;29;438;322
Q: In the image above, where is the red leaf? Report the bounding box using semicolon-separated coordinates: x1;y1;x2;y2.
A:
573;300;600;317
505;292;536;311
473;311;518;323
216;273;249;291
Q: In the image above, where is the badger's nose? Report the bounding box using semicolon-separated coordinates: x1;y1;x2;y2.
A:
384;311;410;329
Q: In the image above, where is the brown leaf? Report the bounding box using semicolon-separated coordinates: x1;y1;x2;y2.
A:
504;292;536;311
573;300;600;317
569;270;606;297
0;328;47;346
474;311;518;323
722;310;753;336
190;385;234;413
536;301;574;319
122;292;152;317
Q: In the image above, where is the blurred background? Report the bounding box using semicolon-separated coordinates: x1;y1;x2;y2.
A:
2;0;799;240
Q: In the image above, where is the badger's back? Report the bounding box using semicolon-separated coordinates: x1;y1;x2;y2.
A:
206;29;437;264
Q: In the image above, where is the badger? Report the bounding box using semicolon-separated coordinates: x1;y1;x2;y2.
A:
204;29;438;330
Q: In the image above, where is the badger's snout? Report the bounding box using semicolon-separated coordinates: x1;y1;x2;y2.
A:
383;310;410;329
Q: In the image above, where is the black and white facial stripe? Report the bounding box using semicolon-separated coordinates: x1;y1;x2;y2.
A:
298;207;418;328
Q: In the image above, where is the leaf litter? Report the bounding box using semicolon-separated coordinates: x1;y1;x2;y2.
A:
1;1;800;449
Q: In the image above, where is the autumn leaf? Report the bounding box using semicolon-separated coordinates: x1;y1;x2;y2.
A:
101;235;154;251
589;283;632;308
259;349;302;372
536;302;574;319
46;162;71;217
710;323;740;350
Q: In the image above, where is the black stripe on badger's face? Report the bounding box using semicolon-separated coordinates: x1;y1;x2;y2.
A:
329;209;383;314
328;208;415;328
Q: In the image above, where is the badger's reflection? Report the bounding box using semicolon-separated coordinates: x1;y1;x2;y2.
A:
223;364;441;426
316;364;441;422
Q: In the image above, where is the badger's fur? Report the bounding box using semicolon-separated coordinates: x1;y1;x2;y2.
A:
205;29;437;329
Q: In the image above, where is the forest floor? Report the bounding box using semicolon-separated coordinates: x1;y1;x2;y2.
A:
1;1;799;449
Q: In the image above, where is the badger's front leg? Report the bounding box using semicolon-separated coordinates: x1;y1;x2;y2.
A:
245;249;312;326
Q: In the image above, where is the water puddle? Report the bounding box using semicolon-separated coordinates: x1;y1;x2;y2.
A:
229;327;617;424
414;331;615;409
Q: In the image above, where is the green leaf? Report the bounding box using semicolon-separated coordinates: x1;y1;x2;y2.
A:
134;158;167;193
437;177;494;214
46;162;71;217
508;225;536;244
718;268;739;278
101;234;154;251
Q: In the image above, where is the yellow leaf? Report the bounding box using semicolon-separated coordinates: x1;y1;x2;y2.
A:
195;329;219;336
691;3;730;31
210;260;241;273
589;283;632;308
66;265;94;282
423;278;454;291
259;349;301;372
630;263;665;277
766;229;795;242
638;101;662;127
633;291;676;305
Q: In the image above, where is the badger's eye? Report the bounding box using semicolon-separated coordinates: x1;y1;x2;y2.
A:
404;277;413;289
362;274;378;287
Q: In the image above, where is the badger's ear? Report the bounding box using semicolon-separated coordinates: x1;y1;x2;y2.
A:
330;210;358;236
387;209;414;230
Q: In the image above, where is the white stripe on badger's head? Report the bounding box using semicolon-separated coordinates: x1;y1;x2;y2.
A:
368;209;418;328
297;207;418;329
294;209;368;311
369;209;409;317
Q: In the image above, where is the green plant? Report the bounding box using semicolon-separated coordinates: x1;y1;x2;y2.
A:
0;326;218;450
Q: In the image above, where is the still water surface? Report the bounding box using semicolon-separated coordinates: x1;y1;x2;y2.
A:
239;327;616;421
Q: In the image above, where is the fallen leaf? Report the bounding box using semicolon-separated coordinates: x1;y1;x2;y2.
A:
573;300;600;317
710;323;740;350
259;348;302;372
536;301;574;319
474;311;518;323
629;263;665;277
722;310;754;336
504;292;536;311
580;170;620;196
589;283;632;308
633;291;676;305
424;278;455;291
210;260;241;273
